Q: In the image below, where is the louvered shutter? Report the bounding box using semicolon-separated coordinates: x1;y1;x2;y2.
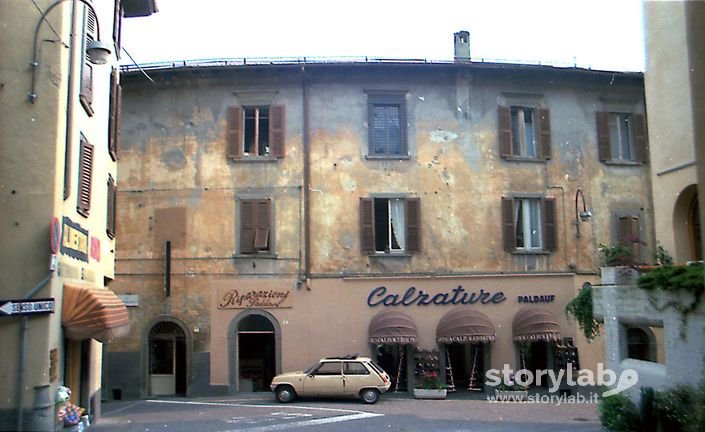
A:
254;199;271;251
227;106;242;159
543;197;557;251
596;112;610;162
269;105;285;158
77;137;94;217
498;106;512;157
107;176;117;238
240;200;255;254
633;114;648;163
501;197;516;251
80;63;93;114
360;198;375;254
108;69;120;161
112;1;123;60
405;198;420;253
538;108;551;159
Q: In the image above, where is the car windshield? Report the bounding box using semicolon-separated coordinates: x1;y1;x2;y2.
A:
304;361;321;375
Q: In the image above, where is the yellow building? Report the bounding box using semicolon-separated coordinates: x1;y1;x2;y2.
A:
0;1;156;430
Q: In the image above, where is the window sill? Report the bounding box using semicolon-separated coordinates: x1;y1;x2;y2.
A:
229;156;281;163
603;160;644;167
368;252;413;258
233;253;278;259
510;250;551;256
501;156;547;163
365;154;411;161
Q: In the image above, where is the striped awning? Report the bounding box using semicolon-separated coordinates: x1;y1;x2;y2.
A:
512;307;561;342
368;310;417;344
62;285;130;342
436;308;496;343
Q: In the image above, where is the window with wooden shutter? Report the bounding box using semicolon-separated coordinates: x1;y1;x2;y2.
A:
502;196;555;252
240;199;272;254
77;135;94;217
597;112;648;164
107;175;117;238
617;214;641;259
108;68;121;161
499;106;549;160
360;197;419;255
228;105;286;160
367;92;408;158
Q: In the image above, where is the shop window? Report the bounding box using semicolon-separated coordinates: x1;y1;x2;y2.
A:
596;112;648;164
239;199;272;254
498;105;551;160
501;197;556;252
227;105;285;159
367;91;408;158
360;197;420;254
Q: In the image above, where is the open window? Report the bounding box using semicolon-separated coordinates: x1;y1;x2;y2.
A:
227;106;285;159
502;196;556;252
360;197;420;255
498;105;551;160
597;112;648;164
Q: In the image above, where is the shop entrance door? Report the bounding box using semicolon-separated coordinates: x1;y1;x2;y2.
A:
237;315;276;391
149;322;186;396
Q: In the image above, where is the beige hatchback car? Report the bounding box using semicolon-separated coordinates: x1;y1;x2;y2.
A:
270;355;391;404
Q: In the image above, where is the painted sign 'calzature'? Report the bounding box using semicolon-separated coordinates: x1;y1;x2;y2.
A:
367;286;506;307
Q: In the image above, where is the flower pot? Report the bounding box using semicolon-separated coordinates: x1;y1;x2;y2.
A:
600;266;639;286
494;389;528;401
413;388;447;399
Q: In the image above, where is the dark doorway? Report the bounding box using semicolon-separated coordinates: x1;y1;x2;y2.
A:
376;344;408;392
446;344;484;391
148;322;187;396
238;315;276;392
520;341;550;387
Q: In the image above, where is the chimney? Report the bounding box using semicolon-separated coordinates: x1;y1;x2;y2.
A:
454;30;471;63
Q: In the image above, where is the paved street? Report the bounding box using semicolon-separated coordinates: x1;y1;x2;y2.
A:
93;392;601;432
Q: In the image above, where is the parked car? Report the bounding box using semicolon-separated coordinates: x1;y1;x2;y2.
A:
270;354;391;404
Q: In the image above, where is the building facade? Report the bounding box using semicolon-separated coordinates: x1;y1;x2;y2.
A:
0;0;156;430
106;42;653;399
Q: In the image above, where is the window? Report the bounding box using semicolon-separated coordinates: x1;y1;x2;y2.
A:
615;213;642;259
367;92;407;157
77;135;94;217
79;6;96;116
596;112;648;163
498;106;551;159
239;199;272;254
227;105;285;159
344;362;370;375
360;197;420;254
108;68;121;161
314;362;342;376
107;176;117;238
501;197;556;252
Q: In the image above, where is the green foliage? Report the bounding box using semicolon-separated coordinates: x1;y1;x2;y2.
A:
654;243;673;266
599;393;643;431
654;386;697;431
639;387;657;432
565;283;600;341
637;262;704;294
599;243;638;266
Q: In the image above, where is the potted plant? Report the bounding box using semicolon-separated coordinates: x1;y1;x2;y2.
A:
598;240;643;285
413;370;447;399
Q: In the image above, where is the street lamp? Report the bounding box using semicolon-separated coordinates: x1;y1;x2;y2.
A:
575;188;592;238
28;0;112;103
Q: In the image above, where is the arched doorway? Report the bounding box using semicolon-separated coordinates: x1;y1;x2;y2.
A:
673;185;701;262
688;195;702;261
148;321;187;396
231;312;279;392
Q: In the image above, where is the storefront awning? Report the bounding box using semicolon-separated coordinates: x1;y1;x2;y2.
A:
369;310;417;344
436;308;496;343
62;285;130;342
512;307;561;342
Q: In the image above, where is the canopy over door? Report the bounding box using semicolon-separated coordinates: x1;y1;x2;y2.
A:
368;310;417;344
512;307;561;342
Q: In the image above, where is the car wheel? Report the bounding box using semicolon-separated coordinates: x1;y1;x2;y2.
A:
275;385;296;403
360;388;379;404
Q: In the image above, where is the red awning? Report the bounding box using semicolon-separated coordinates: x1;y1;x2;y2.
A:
436;308;496;343
512;307;561;342
368;310;418;344
62;285;129;342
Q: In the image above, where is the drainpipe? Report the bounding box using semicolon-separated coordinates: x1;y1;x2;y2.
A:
301;66;312;289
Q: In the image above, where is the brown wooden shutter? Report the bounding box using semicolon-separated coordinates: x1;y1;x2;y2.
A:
498;106;512;157
617;215;640;258
254;199;271;251
269;105;285;158
240;200;255;254
405;198;420;253
80;63;94;115
538;108;551;159
501;197;516;251
543;197;557;251
596;111;610;162
108;69;120;161
77;137;94;217
360;198;375;254
227;106;242;159
107;176;116;238
112;1;123;60
633;114;648;163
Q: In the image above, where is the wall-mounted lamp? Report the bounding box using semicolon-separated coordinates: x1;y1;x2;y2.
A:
575;188;592;238
29;0;112;103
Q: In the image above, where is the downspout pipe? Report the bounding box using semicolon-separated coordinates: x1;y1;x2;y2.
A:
301;66;312;289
